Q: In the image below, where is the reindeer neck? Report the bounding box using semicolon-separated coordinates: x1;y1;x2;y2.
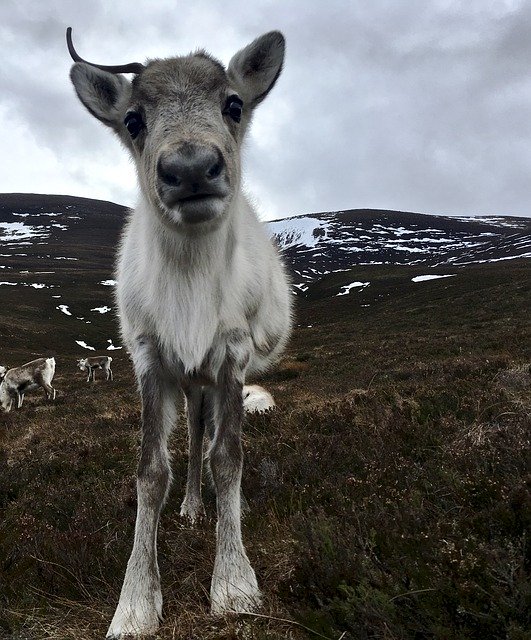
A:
137;195;241;276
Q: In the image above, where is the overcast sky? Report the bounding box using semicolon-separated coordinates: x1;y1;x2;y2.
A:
0;1;530;220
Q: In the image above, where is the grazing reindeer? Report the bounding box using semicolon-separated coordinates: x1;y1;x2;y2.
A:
0;358;56;412
78;355;113;382
67;26;291;638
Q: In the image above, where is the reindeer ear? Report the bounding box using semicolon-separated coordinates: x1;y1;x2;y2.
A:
228;31;285;107
70;63;131;129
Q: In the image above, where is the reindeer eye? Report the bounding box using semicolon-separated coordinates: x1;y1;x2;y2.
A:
223;95;243;123
124;112;144;139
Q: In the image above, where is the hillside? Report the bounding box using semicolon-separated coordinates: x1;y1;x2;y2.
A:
269;208;531;290
0;194;125;360
0;194;530;639
0;193;529;360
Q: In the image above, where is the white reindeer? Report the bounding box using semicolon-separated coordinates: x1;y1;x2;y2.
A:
67;26;292;638
0;357;56;412
78;355;113;382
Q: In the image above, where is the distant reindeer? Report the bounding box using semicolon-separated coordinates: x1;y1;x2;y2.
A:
0;357;56;412
78;355;113;382
67;26;291;638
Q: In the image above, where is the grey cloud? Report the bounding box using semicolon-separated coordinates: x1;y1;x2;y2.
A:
0;0;530;218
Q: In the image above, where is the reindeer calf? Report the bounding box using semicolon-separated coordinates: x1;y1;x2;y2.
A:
78;356;113;382
0;357;56;412
67;26;291;638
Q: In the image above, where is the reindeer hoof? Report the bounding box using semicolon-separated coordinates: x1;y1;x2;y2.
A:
106;604;161;638
180;498;206;525
210;555;261;614
106;577;162;639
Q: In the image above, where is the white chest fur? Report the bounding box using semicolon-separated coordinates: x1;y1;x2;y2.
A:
149;268;224;373
117;206;251;373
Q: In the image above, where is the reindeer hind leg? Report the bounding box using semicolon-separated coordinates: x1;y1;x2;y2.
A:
180;386;206;523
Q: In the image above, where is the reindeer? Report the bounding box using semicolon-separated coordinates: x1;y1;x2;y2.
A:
0;365;7;382
78;355;113;382
67;26;292;638
0;357;56;412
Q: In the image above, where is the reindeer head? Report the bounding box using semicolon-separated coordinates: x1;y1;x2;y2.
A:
77;358;88;370
67;28;285;229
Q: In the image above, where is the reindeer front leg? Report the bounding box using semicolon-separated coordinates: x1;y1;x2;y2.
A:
107;338;179;638
209;333;261;614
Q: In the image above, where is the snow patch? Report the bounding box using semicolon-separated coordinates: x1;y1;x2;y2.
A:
454;252;531;265
337;281;370;296
0;221;47;241
412;274;456;283
0;281;52;288
76;340;95;351
269;217;329;249
0;219;70;244
57;304;72;316
91;306;112;314
13;212;62;217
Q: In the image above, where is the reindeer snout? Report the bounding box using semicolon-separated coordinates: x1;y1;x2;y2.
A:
157;144;227;204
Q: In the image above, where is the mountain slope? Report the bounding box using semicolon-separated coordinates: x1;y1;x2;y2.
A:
0;193;529;359
0;194;126;359
269;208;531;290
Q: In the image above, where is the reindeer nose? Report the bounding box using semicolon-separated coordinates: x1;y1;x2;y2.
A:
157;144;225;199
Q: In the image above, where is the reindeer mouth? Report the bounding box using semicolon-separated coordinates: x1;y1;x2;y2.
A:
177;195;227;224
158;192;228;226
177;193;220;204
160;184;229;208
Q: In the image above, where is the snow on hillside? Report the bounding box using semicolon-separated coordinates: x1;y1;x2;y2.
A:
0;196;529;329
412;274;456;283
337;281;370;296
268;216;329;249
267;211;531;289
0;219;71;245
